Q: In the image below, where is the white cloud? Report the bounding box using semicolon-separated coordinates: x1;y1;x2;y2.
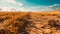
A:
0;4;60;12
1;0;60;12
6;0;16;4
0;7;10;11
30;6;54;11
49;4;60;7
23;4;60;12
2;0;23;7
18;3;23;7
0;6;24;12
20;6;54;12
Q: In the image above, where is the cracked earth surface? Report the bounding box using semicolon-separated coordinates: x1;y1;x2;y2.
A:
0;12;60;34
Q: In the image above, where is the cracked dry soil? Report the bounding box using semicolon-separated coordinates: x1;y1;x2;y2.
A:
0;12;60;34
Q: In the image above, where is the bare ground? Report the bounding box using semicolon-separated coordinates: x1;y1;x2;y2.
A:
0;12;60;34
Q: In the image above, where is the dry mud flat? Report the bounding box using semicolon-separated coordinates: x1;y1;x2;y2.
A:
0;12;60;34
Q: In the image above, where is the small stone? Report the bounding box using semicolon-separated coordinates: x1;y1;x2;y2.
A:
34;23;44;28
39;33;43;34
37;30;43;33
43;29;51;34
29;31;36;34
44;25;51;29
51;29;57;32
57;30;60;32
52;31;60;34
51;27;57;32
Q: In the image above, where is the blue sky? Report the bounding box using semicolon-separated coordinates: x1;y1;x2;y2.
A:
16;0;60;6
0;0;60;11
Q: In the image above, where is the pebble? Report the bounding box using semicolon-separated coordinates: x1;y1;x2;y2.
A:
43;29;51;34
